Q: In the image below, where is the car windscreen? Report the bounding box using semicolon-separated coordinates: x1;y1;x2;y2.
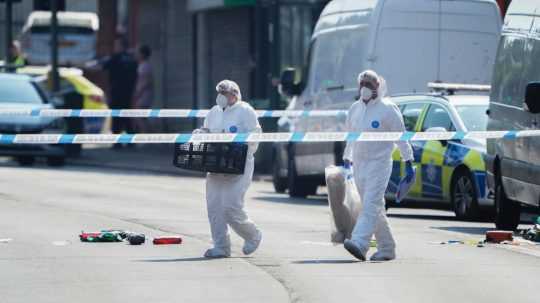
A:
455;105;488;131
306;25;368;94
0;80;44;104
30;25;95;35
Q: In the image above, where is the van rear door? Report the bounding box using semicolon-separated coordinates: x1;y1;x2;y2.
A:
522;17;540;206
370;0;440;94
439;0;501;85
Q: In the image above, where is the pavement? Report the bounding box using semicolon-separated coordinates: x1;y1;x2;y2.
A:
1;148;540;303
68;144;199;176
68;145;269;181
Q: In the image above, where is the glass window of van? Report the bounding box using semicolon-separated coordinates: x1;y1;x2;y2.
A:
307;25;368;94
490;35;527;107
522;37;540;90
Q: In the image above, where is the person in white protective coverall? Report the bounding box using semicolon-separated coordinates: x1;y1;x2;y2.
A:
195;80;263;258
343;70;415;261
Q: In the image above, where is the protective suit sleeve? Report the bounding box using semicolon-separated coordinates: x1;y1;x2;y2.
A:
244;106;262;156
389;104;414;162
343;103;355;161
203;106;223;133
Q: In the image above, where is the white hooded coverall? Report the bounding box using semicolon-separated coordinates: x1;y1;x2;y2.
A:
204;101;261;251
343;96;413;256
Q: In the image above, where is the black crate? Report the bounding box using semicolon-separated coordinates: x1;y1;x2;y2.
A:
173;142;248;175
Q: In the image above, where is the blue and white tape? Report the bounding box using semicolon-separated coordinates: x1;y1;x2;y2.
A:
0;130;538;144
0;109;348;118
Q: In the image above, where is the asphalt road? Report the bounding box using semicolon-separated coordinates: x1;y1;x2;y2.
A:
1;162;539;303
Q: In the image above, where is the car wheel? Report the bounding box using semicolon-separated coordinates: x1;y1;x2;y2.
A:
47;156;66;167
287;153;318;198
451;169;479;220
272;155;287;193
494;176;521;230
16;156;35;166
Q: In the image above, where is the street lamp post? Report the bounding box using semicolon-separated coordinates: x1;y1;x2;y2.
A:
4;0;13;71
51;0;60;92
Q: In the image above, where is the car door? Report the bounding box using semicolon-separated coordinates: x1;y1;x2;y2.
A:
387;102;426;197
419;104;456;201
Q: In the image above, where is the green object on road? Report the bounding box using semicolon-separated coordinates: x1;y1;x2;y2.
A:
80;230;123;242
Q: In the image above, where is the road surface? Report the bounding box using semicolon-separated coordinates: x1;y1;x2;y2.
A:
1;161;539;303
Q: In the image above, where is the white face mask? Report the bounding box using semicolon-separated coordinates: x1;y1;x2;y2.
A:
360;87;374;101
216;94;228;108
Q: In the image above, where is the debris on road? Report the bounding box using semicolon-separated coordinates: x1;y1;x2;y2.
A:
153;236;183;245
0;238;13;243
80;230;124;242
127;233;146;245
485;231;513;243
520;218;540;242
429;239;485;247
500;240;521;246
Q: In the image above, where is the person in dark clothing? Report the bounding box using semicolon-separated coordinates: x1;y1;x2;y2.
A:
100;38;138;147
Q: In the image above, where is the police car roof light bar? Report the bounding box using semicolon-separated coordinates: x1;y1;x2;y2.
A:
428;82;491;95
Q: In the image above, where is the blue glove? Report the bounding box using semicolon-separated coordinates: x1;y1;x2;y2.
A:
404;161;415;183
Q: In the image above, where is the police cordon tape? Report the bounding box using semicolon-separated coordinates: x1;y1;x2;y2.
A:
0;109;348;118
1;130;539;144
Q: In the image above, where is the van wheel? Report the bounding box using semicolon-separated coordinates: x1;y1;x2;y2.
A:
494;177;521;230
272;157;288;193
16;156;35;166
287;156;318;198
451;169;479;220
47;156;66;167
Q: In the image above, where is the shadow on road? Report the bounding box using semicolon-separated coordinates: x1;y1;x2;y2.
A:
431;226;494;236
254;194;328;206
387;213;457;221
292;259;359;265
134;257;213;262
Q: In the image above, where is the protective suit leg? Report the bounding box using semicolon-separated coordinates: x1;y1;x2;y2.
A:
206;173;231;252
371;210;396;260
349;158;393;256
222;159;261;248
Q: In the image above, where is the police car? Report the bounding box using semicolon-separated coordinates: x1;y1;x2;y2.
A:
386;84;492;220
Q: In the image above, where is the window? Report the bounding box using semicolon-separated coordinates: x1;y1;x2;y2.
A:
421;104;454;131
401;103;424;131
522;37;540;90
307;25;368;94
490;35;527;106
455;105;488;131
0;80;44;104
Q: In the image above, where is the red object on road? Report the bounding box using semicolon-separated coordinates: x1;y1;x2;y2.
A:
153;236;183;245
79;232;102;242
485;230;513;243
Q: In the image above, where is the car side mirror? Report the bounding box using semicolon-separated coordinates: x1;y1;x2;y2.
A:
425;126;449;147
279;68;300;97
524;82;540;114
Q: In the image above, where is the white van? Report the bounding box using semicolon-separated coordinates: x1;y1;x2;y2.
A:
20;11;99;66
274;0;502;197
